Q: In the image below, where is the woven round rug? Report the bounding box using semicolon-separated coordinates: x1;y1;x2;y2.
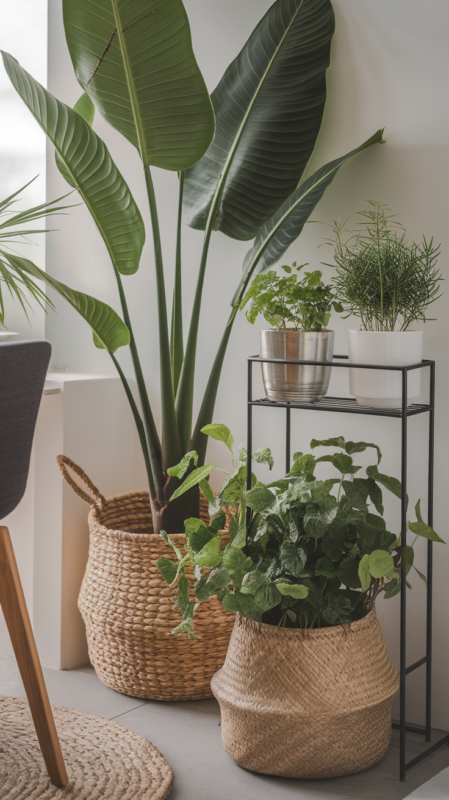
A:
0;696;173;799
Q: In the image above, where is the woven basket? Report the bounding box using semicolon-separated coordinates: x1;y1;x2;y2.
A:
212;608;399;779
58;456;235;701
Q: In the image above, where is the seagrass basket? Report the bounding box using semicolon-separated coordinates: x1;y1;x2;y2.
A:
58;455;235;701
212;608;399;778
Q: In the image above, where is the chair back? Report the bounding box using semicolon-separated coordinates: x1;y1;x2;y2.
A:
0;340;51;520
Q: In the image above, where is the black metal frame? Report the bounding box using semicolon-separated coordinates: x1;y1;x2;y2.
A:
246;353;449;781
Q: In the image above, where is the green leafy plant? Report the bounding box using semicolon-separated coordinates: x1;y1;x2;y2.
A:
240;261;343;331
1;0;384;533
328;200;442;331
159;428;443;634
0;178;70;325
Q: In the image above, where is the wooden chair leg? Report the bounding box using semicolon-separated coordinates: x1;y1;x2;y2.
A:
0;526;68;787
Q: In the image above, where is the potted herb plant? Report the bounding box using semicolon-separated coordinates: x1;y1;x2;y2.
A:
240;262;343;402
159;426;444;778
329;201;442;408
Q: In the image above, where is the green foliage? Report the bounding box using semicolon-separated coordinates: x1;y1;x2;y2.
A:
198;479;215;505
157;557;178;587
240;261;342;332
193;536;223;569
201;424;235;454
24;259;130;353
2;1;383;525
169;463;215;501
0;179;72;326
277;583;309;600
183;0;335;239
63;0;215;171
167;452;199;480
159;431;444;634
409;499;444;542
328;200;443;331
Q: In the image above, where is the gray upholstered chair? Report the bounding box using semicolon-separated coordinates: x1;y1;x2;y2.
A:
0;340;67;787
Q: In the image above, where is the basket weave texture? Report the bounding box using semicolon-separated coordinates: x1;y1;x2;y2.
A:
212;608;400;779
58;456;235;701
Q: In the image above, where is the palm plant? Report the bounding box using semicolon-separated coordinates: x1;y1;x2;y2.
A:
0;178;68;325
2;0;384;533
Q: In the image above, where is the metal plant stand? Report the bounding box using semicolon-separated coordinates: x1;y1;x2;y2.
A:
246;353;448;781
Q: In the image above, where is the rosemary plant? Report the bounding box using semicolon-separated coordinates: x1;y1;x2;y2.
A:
328;201;442;331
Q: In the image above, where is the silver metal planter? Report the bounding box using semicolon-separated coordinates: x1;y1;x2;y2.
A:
260;330;334;403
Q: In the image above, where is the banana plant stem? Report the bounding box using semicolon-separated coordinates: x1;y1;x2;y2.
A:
190;306;238;464
144;166;182;471
110;352;155;500
170;172;185;396
175;191;220;452
113;270;165;502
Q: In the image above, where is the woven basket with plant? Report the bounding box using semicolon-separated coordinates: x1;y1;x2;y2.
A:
160;426;444;777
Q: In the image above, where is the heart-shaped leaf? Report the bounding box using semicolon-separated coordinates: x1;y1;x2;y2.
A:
368;550;394;579
158;557;178;587
200;424;234;454
276;583;308;600
193;535;223;569
246;486;276;514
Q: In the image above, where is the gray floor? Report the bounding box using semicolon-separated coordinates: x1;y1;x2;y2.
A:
1;654;448;799
404;767;449;800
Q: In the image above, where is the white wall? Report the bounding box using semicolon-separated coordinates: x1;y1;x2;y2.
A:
0;0;47;338
45;1;449;727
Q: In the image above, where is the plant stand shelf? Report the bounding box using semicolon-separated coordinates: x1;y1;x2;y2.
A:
246;353;448;781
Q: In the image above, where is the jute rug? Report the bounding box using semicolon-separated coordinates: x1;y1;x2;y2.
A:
0;696;173;799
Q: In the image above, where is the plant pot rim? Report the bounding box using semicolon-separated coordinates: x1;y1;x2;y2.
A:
88;489;213;543
349;329;423;335
236;606;375;640
260;328;334;334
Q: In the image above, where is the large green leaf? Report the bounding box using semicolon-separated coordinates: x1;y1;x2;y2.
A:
233;129;384;302
183;0;335;240
63;0;215;170
2;52;145;276
17;257;130;353
55;93;95;187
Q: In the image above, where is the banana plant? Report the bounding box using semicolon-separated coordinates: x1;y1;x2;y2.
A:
1;0;384;534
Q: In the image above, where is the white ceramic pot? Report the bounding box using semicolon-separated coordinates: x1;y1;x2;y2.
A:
348;330;423;409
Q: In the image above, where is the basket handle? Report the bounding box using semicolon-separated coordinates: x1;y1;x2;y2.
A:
56;455;106;510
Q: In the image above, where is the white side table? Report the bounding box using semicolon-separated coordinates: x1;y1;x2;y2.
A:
0;372;146;669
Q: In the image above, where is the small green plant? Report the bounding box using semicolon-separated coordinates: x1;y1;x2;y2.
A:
158;426;443;635
240;262;343;331
328;200;443;332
